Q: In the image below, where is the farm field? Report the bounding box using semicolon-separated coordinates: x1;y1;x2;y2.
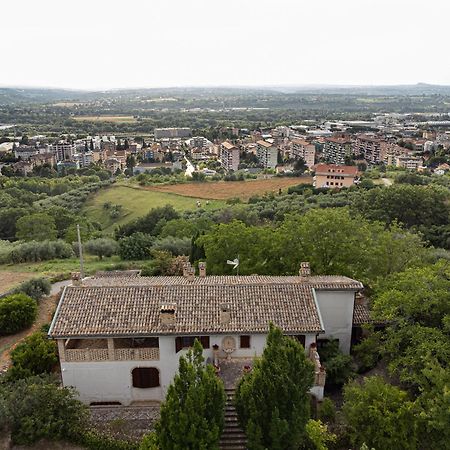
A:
148;176;313;200
83;185;226;231
0;271;35;295
73;115;138;123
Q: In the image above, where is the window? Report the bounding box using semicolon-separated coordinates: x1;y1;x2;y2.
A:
240;335;251;348
132;367;160;388
175;336;210;352
293;335;306;347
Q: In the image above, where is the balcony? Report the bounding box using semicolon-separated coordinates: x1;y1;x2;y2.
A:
60;338;160;362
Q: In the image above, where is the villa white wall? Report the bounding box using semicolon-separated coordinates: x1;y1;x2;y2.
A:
314;290;355;354
60;332;316;405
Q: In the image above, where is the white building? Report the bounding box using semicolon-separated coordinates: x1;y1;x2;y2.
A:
220;141;240;171
256;140;278;169
48;266;364;406
49;142;76;162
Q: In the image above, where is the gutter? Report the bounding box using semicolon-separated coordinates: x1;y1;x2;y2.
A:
47;285;68;339
312;288;325;333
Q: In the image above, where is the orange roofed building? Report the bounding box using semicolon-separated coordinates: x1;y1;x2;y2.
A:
313;164;359;188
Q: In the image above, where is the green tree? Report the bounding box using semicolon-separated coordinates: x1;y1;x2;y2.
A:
0;294;37;335
0;375;88;445
154;340;225;450
84;237;119;259
8;331;58;380
15;213;57;241
118;232;154;260
235;325;314;450
342;376;417;450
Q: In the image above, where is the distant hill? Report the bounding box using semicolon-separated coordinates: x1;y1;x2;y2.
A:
1;83;450;105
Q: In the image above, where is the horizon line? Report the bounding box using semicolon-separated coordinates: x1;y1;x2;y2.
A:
1;82;450;92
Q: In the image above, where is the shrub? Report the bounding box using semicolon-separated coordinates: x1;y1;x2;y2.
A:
318;397;336;423
352;330;382;373
8;331;58;380
0;375;89;445
13;277;51;301
118;233;154;260
318;340;354;388
342;376;417;450
85;238;119;259
0;294;37;335
77;430;139;450
305;419;336;450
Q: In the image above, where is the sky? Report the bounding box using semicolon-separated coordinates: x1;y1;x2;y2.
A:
2;0;450;90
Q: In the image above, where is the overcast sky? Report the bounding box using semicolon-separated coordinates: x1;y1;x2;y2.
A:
2;0;449;90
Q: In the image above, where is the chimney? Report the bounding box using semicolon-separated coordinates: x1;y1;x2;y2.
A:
182;262;190;278
187;267;195;282
198;261;207;278
71;272;81;286
299;262;311;279
220;303;231;325
355;292;365;306
160;304;176;326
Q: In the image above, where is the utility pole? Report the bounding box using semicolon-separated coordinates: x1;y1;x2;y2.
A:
77;224;84;279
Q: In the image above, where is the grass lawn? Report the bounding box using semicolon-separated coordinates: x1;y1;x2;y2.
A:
83;184;226;232
0;255;146;280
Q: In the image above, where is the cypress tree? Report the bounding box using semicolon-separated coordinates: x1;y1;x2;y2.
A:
235;324;315;450
155;340;225;450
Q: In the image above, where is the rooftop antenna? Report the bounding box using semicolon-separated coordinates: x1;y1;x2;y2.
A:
226;255;239;276
77;224;85;279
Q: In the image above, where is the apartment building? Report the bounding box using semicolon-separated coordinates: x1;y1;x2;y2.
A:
220;141;240;171
395;156;422;170
354;135;391;164
49;142;76;162
154;128;192;140
290;138;316;168
323;137;352;164
314;164;359;188
256;140;278;169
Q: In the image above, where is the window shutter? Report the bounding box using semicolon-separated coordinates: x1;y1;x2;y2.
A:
199;336;210;349
175;337;182;353
240;335;251;348
295;335;306;347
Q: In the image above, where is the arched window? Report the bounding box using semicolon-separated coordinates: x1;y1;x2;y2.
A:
132;367;160;388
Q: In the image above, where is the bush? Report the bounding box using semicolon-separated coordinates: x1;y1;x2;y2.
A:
8;331;58;380
77;430;139;450
13;277;51;301
318;397;336;423
352;330;382;373
0;294;37;335
118;233;154;260
342;376;417;450
85;238;119;259
318;340;354;388
0;375;89;445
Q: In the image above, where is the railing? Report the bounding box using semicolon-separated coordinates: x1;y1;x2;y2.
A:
64;347;160;362
115;348;160;361
65;349;109;362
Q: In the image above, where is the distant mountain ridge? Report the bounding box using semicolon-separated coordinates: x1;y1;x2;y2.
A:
1;83;450;104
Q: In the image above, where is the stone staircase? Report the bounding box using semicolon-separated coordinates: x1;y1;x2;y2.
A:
220;388;247;450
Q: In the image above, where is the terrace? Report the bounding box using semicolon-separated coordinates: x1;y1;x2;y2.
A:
59;337;160;362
